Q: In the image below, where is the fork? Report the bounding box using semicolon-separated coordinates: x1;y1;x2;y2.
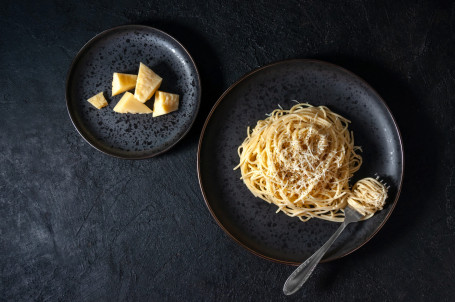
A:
283;206;364;295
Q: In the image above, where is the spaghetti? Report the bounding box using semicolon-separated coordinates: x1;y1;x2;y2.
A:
235;103;387;222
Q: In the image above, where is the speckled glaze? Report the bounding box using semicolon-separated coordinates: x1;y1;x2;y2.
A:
66;25;201;158
198;59;404;265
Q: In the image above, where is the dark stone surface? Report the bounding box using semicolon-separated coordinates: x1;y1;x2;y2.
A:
1;0;454;301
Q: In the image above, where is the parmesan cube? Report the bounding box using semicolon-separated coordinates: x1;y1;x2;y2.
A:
152;91;179;117
87;92;108;109
112;73;138;96
113;92;152;114
134;63;162;103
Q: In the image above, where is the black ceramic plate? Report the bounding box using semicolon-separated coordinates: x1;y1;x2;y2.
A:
66;25;201;158
198;59;403;265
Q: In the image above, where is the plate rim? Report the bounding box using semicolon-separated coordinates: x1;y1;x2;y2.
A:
66;24;201;159
197;58;404;266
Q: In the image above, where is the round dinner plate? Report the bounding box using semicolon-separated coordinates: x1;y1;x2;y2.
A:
198;59;403;265
66;25;201;159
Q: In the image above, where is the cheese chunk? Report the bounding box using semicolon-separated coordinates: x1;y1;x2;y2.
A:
152;91;179;117
113;92;152;114
87;92;108;109
112;73;138;96
134;63;162;103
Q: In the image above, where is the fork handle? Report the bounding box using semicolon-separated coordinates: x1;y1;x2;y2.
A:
283;221;349;295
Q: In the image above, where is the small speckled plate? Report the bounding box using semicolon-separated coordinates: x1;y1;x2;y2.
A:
66;25;201;158
198;59;403;265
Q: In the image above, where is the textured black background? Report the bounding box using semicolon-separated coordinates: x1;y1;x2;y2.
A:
1;0;454;301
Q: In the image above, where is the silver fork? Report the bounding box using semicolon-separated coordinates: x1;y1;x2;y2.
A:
283;206;364;295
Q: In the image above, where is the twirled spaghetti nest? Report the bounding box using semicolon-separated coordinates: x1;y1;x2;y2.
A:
235;103;386;222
